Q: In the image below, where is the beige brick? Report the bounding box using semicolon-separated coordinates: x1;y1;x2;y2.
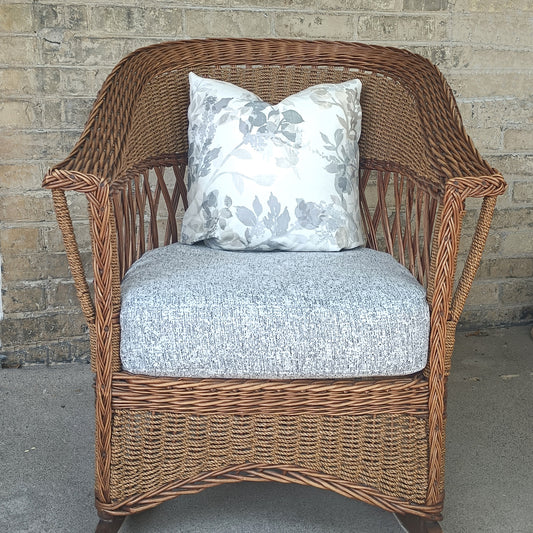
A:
465;280;500;306
42;98;93;129
403;0;447;10
48;281;80;309
448;72;533;99
453;0;533;12
0;164;43;190
0;4;34;33
33;4;88;31
0;100;38;129
500;230;533;255
274;13;354;39
186;9;272;38
3;335;90;368
500;279;533;305
467;127;502;152
512;181;533;204
37;67;61;93
2;285;46;313
462;48;533;71
89;7;182;36
64;192;91;221
459;305;533;328
470;99;533;130
477;257;533;279
1;252;71;282
0;68;38;95
32;3;61;29
357;14;447;41
0;312;88;345
0;36;37;65
407;44;467;70
452;13;532;48
0;194;55;223
63;98;94;127
487;155;533;177
41;99;63;128
504;128;533;152
181;0;228;5
0;131;67;162
231;0;312;8
59;67;106;96
0;227;40;254
1;337;91;366
41;35;130;67
456;101;474;127
57;5;89;30
318;0;400;9
65;337;91;363
1;346;47;367
491;207;533;230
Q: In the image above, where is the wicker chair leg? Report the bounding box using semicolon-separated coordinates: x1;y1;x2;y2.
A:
95;512;125;533
395;513;442;533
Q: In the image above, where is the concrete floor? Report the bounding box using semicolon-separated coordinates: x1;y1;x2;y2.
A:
1;325;532;533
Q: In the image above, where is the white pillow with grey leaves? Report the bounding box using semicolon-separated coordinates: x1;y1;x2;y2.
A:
180;72;365;251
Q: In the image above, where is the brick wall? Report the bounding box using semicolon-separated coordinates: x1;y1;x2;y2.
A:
1;1;532;366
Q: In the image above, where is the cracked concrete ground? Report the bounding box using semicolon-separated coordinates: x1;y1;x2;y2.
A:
1;325;532;533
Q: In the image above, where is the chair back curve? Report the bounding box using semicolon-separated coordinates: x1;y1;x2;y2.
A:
73;38;472;284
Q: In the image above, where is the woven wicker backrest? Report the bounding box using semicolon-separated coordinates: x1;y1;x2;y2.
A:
60;39;489;284
128;64;429;184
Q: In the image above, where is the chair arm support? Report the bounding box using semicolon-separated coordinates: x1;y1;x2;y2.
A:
444;174;506;324
424;172;505;506
427;173;506;374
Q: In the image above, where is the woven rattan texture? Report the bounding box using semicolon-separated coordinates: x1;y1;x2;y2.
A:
128;65;431;190
111;374;430;416
41;39;508;528
109;410;428;506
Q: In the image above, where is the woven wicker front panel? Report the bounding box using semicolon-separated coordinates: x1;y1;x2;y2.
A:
109;410;428;506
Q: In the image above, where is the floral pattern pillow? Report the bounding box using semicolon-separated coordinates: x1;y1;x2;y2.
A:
181;72;365;251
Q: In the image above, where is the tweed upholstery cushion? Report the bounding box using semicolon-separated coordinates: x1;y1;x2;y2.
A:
120;244;430;379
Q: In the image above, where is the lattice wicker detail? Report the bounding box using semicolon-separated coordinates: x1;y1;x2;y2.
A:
108;410;429;507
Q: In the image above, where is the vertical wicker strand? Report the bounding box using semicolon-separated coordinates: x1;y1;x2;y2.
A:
88;181;115;505
426;183;463;507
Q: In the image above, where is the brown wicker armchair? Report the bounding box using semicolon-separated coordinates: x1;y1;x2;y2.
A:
42;39;506;533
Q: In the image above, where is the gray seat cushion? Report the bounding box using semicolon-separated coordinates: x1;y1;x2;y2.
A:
120;243;430;379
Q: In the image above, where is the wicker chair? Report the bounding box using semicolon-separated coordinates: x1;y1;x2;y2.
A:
42;39;506;533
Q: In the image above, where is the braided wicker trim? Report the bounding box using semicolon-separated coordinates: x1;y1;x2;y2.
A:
112;373;429;416
97;463;442;521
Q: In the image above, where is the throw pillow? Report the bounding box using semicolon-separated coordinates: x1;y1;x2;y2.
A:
181;72;364;251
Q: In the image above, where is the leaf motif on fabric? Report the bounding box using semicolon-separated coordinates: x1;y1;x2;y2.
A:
213;97;232;113
236;206;257;227
249;111;267;127
232;174;244;195
239;119;250;136
282;110;304;124
232;148;253;159
281;131;297;142
267;193;281;217
253;196;263;217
